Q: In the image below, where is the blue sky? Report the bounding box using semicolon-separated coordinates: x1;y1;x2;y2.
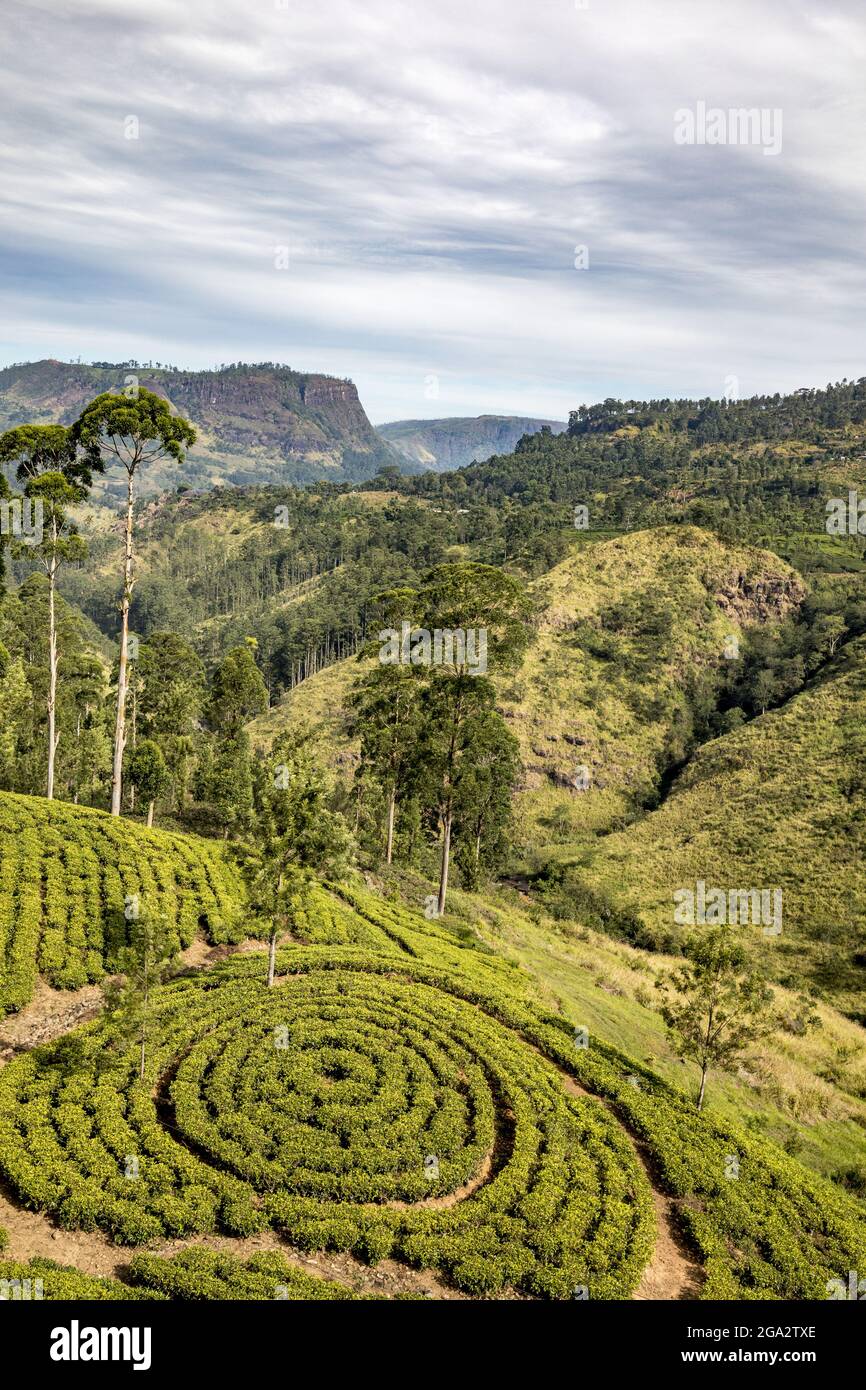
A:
2;0;865;423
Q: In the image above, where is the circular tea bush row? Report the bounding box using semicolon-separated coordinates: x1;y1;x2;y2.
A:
0;951;654;1300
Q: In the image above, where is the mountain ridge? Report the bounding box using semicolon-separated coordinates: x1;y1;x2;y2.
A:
376;413;567;471
0;359;402;493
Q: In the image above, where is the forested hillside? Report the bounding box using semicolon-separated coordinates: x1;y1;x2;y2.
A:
373;377;866;575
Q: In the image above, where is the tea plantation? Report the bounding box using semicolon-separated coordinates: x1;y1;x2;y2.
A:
1;800;864;1300
0;792;244;1013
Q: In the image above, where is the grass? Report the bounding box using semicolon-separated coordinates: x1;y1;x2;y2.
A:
580;635;866;1015
382;868;866;1187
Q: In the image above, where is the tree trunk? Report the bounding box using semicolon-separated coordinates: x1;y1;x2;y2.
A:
267;929;277;988
140;949;149;1081
111;468;136;816
696;1063;708;1112
268;873;284;987
46;547;59;800
129;685;138;811
385;787;396;865
146;800;155;828
437;805;452;917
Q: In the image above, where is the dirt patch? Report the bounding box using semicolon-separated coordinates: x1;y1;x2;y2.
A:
179;934;215;968
0;979;103;1060
179;934;268;970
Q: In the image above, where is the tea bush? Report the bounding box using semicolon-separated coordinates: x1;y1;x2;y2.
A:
1;816;863;1301
0;1255;163;1300
0;792;244;1013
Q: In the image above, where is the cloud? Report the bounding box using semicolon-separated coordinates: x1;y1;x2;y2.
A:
1;0;865;422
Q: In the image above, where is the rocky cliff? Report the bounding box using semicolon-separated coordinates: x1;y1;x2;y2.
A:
0;360;400;492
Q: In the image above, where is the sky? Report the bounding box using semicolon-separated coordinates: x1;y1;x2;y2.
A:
2;0;865;424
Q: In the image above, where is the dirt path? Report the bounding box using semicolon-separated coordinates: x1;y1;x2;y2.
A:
0;954;703;1301
633;1182;703;1301
0;1182;467;1299
552;1065;703;1301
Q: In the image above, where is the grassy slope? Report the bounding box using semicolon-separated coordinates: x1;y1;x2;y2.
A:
499;525;804;850
451;889;866;1181
581;636;866;1015
249;524;805;844
249;658;360;759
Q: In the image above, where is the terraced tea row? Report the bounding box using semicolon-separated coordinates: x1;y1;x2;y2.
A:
0;1248;369;1301
0;792;243;1014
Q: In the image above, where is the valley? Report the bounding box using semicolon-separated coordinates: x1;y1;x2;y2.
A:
1;371;865;1303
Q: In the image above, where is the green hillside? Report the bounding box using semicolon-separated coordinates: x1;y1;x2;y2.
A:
581;637;866;1016
499;526;804;847
249;524;806;845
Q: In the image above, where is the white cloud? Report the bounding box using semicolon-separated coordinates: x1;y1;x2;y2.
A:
1;0;865;422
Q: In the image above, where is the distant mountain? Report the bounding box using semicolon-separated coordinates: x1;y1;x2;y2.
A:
0;360;402;495
376;414;567;471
